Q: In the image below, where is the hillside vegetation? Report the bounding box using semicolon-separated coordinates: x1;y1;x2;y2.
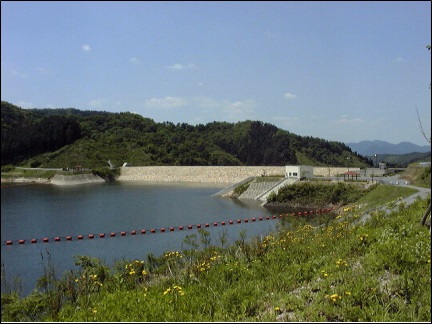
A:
1;183;430;322
1;101;372;168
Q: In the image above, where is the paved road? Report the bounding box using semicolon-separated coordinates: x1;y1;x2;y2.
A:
351;173;431;226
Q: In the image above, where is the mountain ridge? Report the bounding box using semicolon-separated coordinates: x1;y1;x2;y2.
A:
346;140;431;156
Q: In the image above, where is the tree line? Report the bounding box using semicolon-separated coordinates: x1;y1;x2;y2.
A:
1;101;373;168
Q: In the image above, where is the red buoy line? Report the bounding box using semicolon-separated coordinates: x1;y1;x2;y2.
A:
2;208;336;246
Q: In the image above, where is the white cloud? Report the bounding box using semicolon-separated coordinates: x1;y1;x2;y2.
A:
335;116;364;124
166;63;196;70
272;116;300;127
222;99;256;115
284;92;296;99
129;57;141;64
82;44;91;52
144;96;188;108
89;99;103;108
12;69;27;78
14;101;34;108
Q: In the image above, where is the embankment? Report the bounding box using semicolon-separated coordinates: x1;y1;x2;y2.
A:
117;166;286;184
50;174;105;185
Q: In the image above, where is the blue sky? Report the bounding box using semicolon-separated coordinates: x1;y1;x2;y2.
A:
1;1;431;146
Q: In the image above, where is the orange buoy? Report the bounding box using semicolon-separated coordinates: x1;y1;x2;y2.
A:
54;237;61;241
88;234;94;239
272;215;277;219
131;230;136;235
205;223;209;227
43;238;49;242
141;230;146;234
213;222;218;226
6;240;12;245
221;221;226;225
244;218;249;222
110;232;116;237
187;225;193;229
66;236;72;240
251;218;256;222
237;219;241;223
170;227;175;232
121;232;126;236
77;235;83;240
19;240;25;244
179;226;184;230
99;233;105;238
31;239;37;243
196;224;201;228
150;229;156;233
229;220;234;224
160;228;165;232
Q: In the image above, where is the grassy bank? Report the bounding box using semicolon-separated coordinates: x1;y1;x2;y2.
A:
1;183;430;322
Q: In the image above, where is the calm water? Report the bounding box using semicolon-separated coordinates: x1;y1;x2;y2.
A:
1;181;279;296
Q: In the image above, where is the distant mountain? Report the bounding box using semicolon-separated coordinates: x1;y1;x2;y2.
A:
346;140;431;156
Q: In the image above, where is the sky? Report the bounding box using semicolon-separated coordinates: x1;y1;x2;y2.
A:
1;1;431;146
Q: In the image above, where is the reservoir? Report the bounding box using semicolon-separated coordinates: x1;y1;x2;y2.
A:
1;181;279;296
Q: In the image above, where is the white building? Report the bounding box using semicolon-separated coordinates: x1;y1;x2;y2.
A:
285;165;314;180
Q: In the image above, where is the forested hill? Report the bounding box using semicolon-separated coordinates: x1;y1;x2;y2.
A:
1;101;372;168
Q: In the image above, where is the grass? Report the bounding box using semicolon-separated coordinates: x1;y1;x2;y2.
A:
1;182;430;322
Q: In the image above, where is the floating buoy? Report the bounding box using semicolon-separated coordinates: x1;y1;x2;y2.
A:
88;234;94;239
131;230;136;235
160;228;165;232
229;220;234;224
179;226;185;230
121;232;126;236
31;239;37;243
141;230;146;234
213;222;218;226
6;240;12;245
43;238;49;242
66;236;72;240
259;217;263;221
110;232;116;237
19;240;25;244
187;225;192;229
221;221;226;225
54;237;61;241
196;224;201;228
77;235;83;240
237;219;241;223
99;233;105;238
150;229;156;233
266;216;270;220
169;227;175;232
272;215;277;219
251;218;256;222
244;218;249;223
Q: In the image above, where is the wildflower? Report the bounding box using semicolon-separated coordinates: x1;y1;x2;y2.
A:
358;234;368;241
345;291;351;295
142;270;148;275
